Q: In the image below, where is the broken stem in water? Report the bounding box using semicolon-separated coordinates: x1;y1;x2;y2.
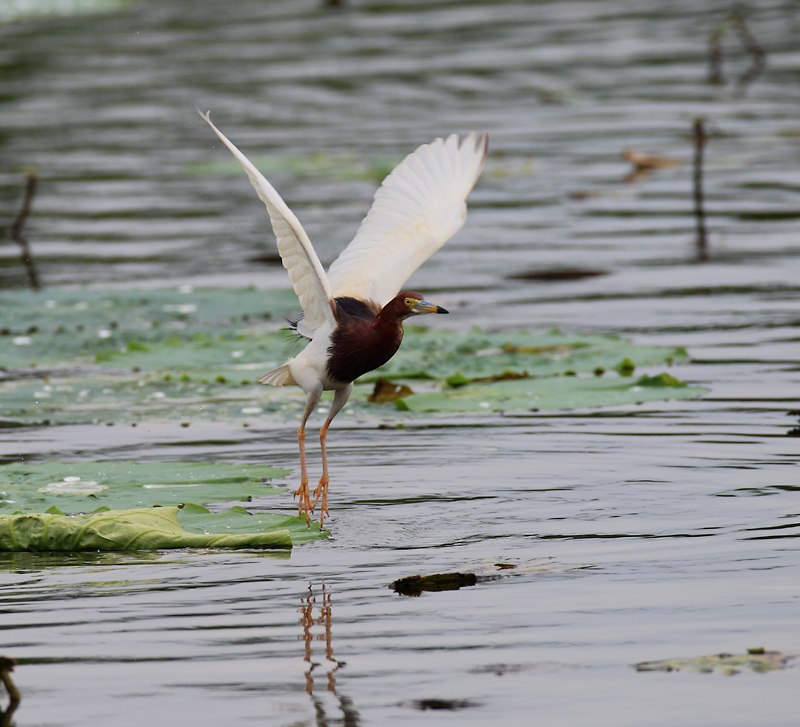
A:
10;172;40;291
708;8;766;95
693;118;708;262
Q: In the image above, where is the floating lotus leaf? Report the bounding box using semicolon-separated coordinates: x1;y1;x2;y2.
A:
0;506;293;552
0;461;289;513
0;287;299;369
177;505;325;547
0;287;705;424
0;461;327;550
366;327;688;381
395;373;703;413
0;374;307;425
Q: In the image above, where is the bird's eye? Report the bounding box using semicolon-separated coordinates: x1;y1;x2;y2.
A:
404;297;416;308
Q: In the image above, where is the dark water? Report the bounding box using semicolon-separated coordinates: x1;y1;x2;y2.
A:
2;0;800;725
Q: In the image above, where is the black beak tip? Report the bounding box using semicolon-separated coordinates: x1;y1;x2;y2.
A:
436;306;449;314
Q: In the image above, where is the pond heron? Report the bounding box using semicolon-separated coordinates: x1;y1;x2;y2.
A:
200;111;487;526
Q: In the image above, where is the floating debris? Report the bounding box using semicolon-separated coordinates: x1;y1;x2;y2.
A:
410;699;479;711
368;378;414;404
390;571;478;597
636;650;795;675
623;149;682;183
507;268;608;282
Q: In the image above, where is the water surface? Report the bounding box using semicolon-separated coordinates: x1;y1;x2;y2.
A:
1;0;800;725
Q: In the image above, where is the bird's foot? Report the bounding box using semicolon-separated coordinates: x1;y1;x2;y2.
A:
294;481;312;526
311;476;327;511
312;477;330;528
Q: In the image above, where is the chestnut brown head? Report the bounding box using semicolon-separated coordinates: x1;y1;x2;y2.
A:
395;291;448;318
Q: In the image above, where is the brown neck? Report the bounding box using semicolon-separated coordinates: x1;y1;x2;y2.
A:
372;296;411;334
325;296;407;384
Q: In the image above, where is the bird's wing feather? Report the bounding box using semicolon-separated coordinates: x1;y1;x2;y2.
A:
327;132;487;307
198;111;335;332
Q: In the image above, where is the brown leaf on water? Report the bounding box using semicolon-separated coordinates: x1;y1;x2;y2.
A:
368;377;414;403
473;370;531;383
623;149;682;170
623;149;682;183
501;343;577;355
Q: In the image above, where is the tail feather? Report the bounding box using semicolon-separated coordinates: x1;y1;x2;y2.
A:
256;364;296;387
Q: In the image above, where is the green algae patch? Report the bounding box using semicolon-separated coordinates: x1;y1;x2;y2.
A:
0;506;294;552
635;650;795;675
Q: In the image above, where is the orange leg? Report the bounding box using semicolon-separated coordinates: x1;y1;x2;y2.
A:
294;423;311;524
312;420;332;526
310;384;352;528
295;386;322;527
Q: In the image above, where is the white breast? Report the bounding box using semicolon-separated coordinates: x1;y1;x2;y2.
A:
287;322;349;393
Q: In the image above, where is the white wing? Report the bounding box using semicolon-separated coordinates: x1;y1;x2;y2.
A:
327;132;487;307
198;111;335;333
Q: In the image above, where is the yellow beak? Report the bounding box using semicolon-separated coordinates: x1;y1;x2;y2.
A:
411;299;448;315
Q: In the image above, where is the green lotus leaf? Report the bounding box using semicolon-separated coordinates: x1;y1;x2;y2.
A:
0;288;686;379
445;373;472;388
0;287;299;370
614;357;636;376
177;506;326;547
634;372;687;387
395;373;705;413
0;461;328;550
368;329;687;382
0;506;293;552
0;374;307;425
0;287;702;424
0;461;289;513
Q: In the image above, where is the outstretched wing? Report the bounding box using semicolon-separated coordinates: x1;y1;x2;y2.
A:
326;132;487;307
198;111;335;334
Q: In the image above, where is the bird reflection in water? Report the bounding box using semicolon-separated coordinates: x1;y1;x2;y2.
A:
299;585;359;726
0;657;20;727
